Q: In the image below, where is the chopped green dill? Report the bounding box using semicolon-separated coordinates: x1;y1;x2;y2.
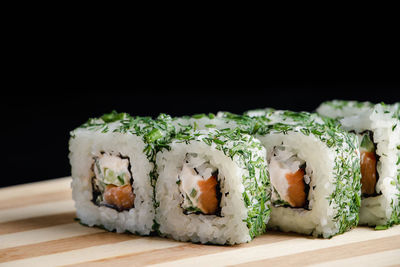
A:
101;110;126;123
101;126;109;133
202;137;212;146
145;128;163;143
243;191;251;206
193;121;198;131
117;175;125;185
272;199;291;207
192;113;206;119
95;160;103;178
205;124;216;128
184;206;203;213
190;188;197;198
213;138;225;145
375;225;389;230
355;193;361;207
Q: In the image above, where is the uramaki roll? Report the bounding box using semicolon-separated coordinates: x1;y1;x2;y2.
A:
317;101;400;229
155;127;270;244
247;110;362;237
69;111;172;235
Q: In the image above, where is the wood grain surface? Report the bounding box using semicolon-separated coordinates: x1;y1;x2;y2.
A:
0;177;399;267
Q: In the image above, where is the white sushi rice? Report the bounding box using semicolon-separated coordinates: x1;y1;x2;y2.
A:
317;101;400;226
69;124;154;235
257;130;346;238
155;132;261;245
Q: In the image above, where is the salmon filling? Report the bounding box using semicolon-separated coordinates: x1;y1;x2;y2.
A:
178;153;221;215
103;184;135;211
91;152;135;211
269;146;311;209
285;169;306;207
358;131;379;196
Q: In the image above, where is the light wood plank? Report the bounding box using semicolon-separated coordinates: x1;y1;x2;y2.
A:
0;190;71;210
66;232;296;267
148;226;400;267
0;223;103;249
0;177;399;267
0;212;76;235
232;235;400;267
310;249;400;267
1;237;183;267
0;232;136;263
0;200;74;223
0;177;71;201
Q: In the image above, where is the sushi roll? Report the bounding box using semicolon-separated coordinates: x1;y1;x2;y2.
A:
69;111;173;235
246;110;362;238
155;126;270;244
317;101;400;229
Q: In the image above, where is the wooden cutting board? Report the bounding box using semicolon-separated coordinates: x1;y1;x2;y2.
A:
0;177;399;267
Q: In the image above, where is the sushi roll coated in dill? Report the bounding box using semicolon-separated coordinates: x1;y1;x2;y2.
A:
69;111;173;235
155;126;270;245
246;109;362;238
317;101;400;229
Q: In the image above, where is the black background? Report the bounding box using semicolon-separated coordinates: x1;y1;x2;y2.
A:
2;83;399;188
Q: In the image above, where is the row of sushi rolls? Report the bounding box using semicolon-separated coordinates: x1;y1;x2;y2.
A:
69;100;400;245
